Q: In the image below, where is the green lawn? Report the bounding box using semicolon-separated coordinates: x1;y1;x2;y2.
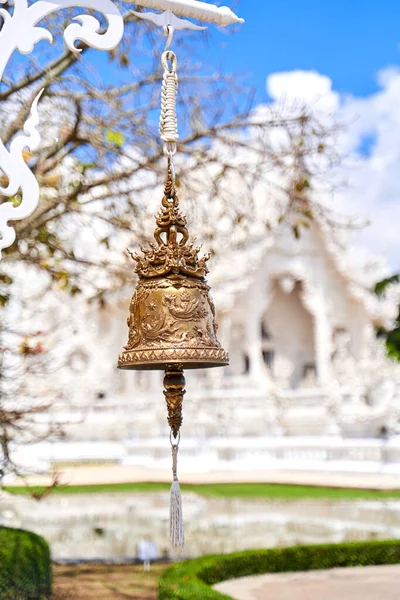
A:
5;481;400;500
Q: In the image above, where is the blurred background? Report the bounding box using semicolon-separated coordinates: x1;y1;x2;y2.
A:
2;0;400;593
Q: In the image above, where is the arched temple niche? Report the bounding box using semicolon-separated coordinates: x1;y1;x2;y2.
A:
264;278;316;389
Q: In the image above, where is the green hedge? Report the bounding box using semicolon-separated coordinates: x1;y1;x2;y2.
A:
159;540;400;599
0;527;52;599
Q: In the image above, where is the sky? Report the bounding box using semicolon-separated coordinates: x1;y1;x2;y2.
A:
198;1;400;274
211;1;400;103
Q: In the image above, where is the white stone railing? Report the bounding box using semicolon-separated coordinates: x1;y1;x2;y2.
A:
121;436;400;472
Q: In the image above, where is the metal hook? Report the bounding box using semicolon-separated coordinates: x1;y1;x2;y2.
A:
163;142;177;158
170;429;181;447
164;24;174;52
161;49;177;73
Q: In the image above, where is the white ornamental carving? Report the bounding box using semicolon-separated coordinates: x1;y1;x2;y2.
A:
0;0;125;256
128;0;244;28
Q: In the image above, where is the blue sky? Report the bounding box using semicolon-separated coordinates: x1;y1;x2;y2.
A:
200;1;400;272
84;1;400;101
210;0;400;102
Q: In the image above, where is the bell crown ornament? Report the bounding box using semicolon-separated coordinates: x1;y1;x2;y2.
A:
118;164;229;371
132;165;210;280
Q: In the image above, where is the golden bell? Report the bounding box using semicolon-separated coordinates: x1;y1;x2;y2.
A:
118;165;229;437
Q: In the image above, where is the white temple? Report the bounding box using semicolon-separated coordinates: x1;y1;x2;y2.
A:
17;210;400;475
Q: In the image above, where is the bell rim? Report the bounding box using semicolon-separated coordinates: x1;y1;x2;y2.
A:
118;360;229;371
118;346;229;371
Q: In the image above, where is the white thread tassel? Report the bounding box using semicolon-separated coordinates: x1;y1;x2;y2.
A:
170;444;184;551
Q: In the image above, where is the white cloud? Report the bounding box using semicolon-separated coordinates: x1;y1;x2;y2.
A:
265;68;400;274
267;70;340;114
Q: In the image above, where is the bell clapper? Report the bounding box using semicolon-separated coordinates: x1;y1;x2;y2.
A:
164;365;186;437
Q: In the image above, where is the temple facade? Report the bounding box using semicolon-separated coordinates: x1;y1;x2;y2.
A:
17;214;400;474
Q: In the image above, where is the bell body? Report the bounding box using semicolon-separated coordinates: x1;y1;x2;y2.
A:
118;274;228;370
118;167;228;373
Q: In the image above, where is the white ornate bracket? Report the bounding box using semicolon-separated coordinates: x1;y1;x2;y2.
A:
0;0;243;256
128;0;244;30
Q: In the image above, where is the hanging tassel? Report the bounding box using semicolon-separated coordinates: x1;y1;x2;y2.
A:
170;443;184;552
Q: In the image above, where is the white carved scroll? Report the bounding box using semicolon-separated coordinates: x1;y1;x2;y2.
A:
0;90;43;253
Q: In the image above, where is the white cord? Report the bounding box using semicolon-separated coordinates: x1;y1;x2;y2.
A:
159;49;179;149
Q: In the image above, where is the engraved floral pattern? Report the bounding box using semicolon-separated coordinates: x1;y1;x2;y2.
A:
123;280;222;354
163;290;208;321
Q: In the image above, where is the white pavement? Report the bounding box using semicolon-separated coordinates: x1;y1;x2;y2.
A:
214;565;400;600
5;465;400;489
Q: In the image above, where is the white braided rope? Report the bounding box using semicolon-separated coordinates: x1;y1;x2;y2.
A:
160;50;179;146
